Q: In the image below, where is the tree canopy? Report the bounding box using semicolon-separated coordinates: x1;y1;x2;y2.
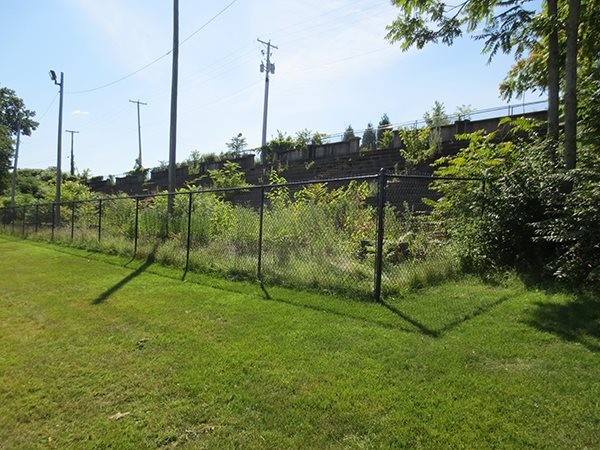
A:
362;123;376;150
386;0;593;169
0;86;38;136
0;87;38;195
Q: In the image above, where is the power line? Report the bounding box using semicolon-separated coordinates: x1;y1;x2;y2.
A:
67;53;172;94
179;0;239;47
38;92;59;121
67;0;240;95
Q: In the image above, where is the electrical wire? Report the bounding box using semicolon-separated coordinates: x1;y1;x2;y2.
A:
67;0;240;95
37;92;59;121
80;0;386;112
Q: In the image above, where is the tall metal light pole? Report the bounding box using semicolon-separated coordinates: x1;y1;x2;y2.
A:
258;38;278;153
129;99;147;169
49;70;64;225
65;129;79;176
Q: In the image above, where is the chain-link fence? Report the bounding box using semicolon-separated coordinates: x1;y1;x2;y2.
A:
0;172;482;300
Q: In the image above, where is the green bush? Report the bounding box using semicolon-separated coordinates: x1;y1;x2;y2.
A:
430;119;600;285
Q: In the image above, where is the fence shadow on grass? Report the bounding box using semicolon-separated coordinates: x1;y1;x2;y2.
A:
92;258;154;304
435;294;513;335
380;302;439;337
526;291;600;352
381;294;514;338
92;244;160;305
265;293;419;334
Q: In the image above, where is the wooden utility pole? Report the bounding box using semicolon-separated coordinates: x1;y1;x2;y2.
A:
129;100;147;168
65;129;79;176
258;38;278;152
168;0;179;214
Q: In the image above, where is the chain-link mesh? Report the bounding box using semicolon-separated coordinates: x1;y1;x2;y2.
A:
1;173;486;303
185;188;261;280
381;175;486;295
261;176;378;298
382;175;449;295
70;200;99;243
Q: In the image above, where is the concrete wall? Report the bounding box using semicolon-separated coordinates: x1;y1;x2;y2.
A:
88;111;547;194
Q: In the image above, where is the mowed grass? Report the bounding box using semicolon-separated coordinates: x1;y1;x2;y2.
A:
0;238;599;449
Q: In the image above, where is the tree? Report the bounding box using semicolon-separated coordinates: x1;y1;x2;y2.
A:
563;0;581;169
0;126;12;195
0;87;38;136
423;101;449;127
263;131;296;163
455;104;474;120
311;132;327;146
423;101;449;151
362;123;376;150
184;150;203;174
295;129;314;152
377;113;392;144
343;125;355;141
379;130;395;149
0;87;38;195
385;0;584;168
208;161;250;190
225;132;247;156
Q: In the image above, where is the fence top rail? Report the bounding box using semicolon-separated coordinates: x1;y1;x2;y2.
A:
387;174;482;182
1;171;483;210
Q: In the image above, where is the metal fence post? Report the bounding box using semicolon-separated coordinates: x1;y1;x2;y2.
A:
70;201;76;241
51;203;56;241
133;196;140;258
373;168;387;302
257;186;266;285
185;191;193;273
98;199;103;242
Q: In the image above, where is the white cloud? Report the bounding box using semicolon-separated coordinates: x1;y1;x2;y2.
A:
72;110;90;116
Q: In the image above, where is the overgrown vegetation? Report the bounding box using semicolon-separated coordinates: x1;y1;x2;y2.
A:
431;118;600;285
386;0;600;288
2;162;460;298
260;129;327;163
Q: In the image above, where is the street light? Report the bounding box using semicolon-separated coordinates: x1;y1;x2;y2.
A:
49;70;64;226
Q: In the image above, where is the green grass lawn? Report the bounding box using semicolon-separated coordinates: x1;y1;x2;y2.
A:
0;237;598;449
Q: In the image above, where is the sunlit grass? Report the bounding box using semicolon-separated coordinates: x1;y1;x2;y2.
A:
1;238;598;448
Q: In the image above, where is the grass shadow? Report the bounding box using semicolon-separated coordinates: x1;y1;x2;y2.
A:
526;291;600;352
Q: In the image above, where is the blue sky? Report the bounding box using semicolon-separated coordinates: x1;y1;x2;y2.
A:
2;0;536;177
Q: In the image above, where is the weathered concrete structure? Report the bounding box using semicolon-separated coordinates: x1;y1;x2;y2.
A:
88;110;547;195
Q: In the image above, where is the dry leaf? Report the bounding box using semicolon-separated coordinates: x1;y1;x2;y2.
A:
109;411;131;420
